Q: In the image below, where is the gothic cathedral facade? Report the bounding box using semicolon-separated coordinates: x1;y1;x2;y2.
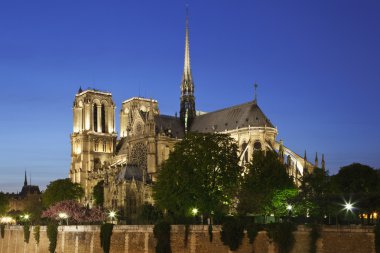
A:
70;14;320;221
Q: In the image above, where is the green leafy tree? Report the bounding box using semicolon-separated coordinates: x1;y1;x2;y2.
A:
270;188;299;217
42;179;84;208
238;150;295;216
0;192;9;214
332;163;380;224
153;133;243;220
296;167;333;220
333;163;378;194
92;180;104;207
138;203;163;224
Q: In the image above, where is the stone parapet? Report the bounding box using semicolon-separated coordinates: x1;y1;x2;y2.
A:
0;225;375;253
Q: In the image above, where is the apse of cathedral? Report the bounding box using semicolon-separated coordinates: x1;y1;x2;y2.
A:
69;13;322;222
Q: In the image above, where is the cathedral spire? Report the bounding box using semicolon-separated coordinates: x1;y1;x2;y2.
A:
254;82;258;103
315;152;319;168
180;5;196;132
24;170;27;187
321;154;326;171
183;6;191;81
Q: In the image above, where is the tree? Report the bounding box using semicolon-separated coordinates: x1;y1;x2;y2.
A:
0;192;9;215
332;163;380;224
296;167;333;221
333;163;378;194
138;203;163;224
42;179;84;208
238;150;295;216
42;200;105;224
153;133;243;220
92;180;104;207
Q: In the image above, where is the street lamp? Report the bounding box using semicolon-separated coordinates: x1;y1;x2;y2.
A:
21;214;30;221
344;202;353;212
21;213;30;224
58;212;69;225
343;201;355;225
191;208;198;216
108;210;117;224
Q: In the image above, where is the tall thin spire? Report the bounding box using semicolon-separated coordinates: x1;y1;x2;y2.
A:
254;82;258;103
315;152;319;168
24;170;27;187
183;5;191;79
180;5;196;132
321;154;326;171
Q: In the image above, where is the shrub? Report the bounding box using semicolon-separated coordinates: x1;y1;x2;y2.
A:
208;224;213;242
375;223;380;253
220;217;245;251
33;225;40;245
0;224;5;238
309;223;321;253
153;220;171;253
246;222;261;244
100;223;114;253
23;224;30;243
47;223;58;253
266;222;296;253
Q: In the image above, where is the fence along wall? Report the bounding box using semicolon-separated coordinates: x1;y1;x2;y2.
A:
0;225;376;253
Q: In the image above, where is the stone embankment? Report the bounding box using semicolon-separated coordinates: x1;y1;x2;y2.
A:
0;225;375;253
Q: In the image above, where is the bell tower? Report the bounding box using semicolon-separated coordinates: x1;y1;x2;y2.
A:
70;88;117;203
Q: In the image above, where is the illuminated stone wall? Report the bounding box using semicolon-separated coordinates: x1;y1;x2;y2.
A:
0;225;375;253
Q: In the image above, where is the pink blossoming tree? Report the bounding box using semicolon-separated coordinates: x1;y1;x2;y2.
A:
42;200;105;224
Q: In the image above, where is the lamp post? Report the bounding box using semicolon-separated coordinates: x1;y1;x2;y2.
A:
21;213;30;225
58;212;69;225
343;201;355;225
108;210;117;224
286;204;293;221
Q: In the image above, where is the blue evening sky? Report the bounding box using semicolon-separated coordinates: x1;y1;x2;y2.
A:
0;0;379;192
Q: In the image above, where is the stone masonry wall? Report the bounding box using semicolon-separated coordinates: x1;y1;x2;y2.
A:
0;225;375;253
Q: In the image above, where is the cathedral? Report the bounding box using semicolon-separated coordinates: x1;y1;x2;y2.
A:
69;14;322;221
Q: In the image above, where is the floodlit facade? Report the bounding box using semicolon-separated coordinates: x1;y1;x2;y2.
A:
69;13;320;221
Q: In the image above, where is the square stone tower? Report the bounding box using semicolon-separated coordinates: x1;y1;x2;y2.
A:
70;89;117;203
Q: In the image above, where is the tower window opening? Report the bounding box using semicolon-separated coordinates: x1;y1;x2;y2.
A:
94;141;99;152
254;141;262;150
101;104;106;133
103;141;107;152
93;104;98;132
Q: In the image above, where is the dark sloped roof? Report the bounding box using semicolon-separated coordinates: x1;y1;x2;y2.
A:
190;101;274;133
20;185;41;197
154;115;185;138
117;164;152;183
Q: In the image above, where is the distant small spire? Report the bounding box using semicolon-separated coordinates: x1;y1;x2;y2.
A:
315;152;319;168
254;81;258;103
321;154;326;171
24;170;27;187
78;86;83;94
304;150;308;171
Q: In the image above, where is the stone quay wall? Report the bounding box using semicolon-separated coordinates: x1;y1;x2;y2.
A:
0;225;375;253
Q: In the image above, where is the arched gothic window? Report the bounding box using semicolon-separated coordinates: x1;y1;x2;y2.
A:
101;104;106;133
93;104;98;132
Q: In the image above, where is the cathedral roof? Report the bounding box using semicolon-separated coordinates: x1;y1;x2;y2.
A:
190;101;274;133
117;164;151;183
19;185;41;197
154;115;185;138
